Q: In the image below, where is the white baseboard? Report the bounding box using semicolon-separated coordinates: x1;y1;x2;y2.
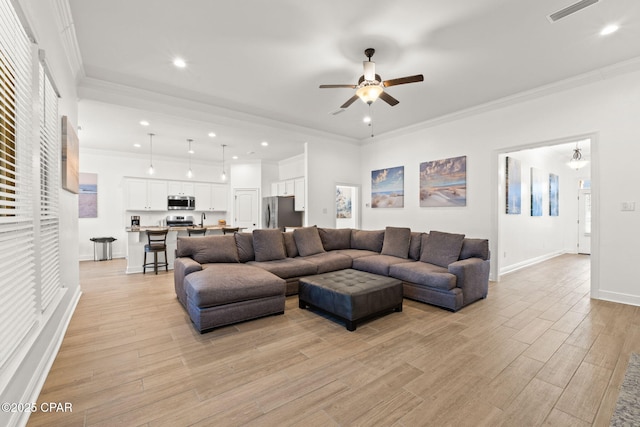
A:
596;290;640;307
500;251;564;277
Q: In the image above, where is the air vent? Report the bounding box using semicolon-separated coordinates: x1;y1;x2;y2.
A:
548;0;599;22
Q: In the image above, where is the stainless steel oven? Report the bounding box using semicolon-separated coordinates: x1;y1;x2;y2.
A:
168;195;195;210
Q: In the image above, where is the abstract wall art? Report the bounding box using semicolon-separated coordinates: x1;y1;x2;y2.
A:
505;156;521;214
549;173;559;216
419;155;466;207
371;166;404;208
530;167;544;216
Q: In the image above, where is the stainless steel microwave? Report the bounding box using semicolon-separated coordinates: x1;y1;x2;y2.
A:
168;195;195;210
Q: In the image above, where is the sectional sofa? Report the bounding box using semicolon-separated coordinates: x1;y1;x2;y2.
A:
174;226;490;332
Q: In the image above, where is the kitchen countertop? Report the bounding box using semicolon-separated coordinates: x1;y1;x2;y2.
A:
126;225;227;232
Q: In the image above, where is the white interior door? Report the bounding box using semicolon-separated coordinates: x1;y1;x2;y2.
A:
578;189;591;254
234;189;259;231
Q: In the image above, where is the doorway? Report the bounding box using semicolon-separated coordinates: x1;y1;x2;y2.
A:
335;184;359;229
234;188;259;231
578;187;591;254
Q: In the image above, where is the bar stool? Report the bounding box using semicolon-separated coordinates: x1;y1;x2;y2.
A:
188;228;207;236
222;227;239;235
143;229;169;274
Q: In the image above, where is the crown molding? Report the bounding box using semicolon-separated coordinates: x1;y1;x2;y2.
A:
50;0;85;82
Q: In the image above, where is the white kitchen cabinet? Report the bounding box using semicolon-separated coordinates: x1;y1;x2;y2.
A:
294;178;305;211
273;179;295;196
194;183;229;211
125;178;168;211
167;181;194;196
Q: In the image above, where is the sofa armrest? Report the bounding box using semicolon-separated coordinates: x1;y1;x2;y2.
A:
448;257;490;306
174;257;203;307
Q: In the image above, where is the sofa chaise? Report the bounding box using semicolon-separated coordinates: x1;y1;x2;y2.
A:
174;226;490;333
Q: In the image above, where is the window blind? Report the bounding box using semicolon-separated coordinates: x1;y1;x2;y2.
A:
0;0;38;371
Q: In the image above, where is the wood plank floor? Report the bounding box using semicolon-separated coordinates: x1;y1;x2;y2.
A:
27;254;640;426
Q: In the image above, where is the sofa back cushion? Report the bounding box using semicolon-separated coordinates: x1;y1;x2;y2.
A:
460;238;490;260
318;227;352;251
283;232;299;258
253;229;287;262
235;232;255;262
177;235;240;264
409;232;423;261
420;230;465;268
351;229;384;252
293;226;326;257
380;226;411;259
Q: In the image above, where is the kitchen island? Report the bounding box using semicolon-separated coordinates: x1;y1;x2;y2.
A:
125;226;226;274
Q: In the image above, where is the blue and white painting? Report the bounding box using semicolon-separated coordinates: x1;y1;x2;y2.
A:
371;166;404;208
336;186;352;218
79;172;97;218
420;156;466;207
506;156;521;214
549;173;559;216
530;167;544;216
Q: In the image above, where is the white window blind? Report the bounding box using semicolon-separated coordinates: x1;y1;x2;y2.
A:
38;62;60;311
0;0;38;371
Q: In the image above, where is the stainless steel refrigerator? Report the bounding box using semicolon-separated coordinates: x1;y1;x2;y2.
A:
262;196;302;230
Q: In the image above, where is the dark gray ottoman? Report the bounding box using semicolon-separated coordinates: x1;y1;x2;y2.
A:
298;269;403;331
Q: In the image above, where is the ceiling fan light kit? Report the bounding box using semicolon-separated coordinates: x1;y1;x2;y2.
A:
320;48;423;110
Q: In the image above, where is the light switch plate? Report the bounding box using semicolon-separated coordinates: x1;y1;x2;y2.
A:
621;201;636;211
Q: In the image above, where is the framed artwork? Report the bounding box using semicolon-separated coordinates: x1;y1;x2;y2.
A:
419;155;466;207
79;173;98;218
371;166;404;208
549;173;559;216
61;116;79;194
336;186;352;218
505;156;521;214
530;167;544;216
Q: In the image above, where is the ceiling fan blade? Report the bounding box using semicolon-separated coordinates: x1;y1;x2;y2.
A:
340;95;359;109
319;84;357;89
383;74;424;87
379;91;399;106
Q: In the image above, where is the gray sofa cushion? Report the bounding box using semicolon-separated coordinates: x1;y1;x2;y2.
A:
253;229;286;262
420;230;465;268
177;235;239;264
351;229;384;252
381;226;411;259
319;227;352;251
298;252;352;274
234;232;255;262
353;254;415;276
283;232;299;258
333;249;379;260
389;262;457;291
247;258;317;279
460;238;490;261
409;232;423;261
293;226;326;257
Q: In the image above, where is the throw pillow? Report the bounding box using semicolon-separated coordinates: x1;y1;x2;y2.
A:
283;231;299;258
293;226;326;257
460;238;490;260
252;229;287;262
409;232;423;261
177;235;240;264
234;232;255;262
420;230;465;268
351;229;385;252
318;227;352;251
381;226;411;259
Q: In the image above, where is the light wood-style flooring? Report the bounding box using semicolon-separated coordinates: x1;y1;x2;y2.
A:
28;254;640;426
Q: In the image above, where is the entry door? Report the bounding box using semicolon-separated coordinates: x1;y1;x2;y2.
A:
578;189;591;254
234;189;259;231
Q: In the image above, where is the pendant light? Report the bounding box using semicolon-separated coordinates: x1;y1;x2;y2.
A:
221;144;227;181
186;139;194;179
147;133;155;175
566;142;589;170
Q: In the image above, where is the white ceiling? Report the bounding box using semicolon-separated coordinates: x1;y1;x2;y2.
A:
68;0;640;164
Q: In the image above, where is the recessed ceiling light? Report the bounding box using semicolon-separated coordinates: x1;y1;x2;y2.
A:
600;24;619;36
140;120;150;126
208;132;216;138
247;151;255;155
188;149;195;154
173;58;187;68
133;143;141;148
261;141;269;146
232;155;238;160
363;116;372;123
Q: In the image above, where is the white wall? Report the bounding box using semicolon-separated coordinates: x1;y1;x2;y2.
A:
306;138;362;228
79;148;228;259
279;154;305;179
361;64;640;306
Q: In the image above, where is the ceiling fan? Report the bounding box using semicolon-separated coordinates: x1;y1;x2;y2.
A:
320;48;424;109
